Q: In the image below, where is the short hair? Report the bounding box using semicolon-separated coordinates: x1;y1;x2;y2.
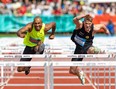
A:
34;16;41;21
84;15;93;22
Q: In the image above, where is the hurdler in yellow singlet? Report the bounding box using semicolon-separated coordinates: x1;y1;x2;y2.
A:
17;16;56;75
23;23;45;47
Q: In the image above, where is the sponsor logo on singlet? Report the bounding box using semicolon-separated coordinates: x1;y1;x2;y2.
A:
29;37;41;44
85;36;89;39
74;35;86;46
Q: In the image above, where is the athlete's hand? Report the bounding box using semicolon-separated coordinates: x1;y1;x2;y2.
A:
49;34;55;39
17;33;26;38
34;45;39;52
85;14;93;19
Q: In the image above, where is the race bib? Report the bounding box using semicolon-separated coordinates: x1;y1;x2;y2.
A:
74;35;86;46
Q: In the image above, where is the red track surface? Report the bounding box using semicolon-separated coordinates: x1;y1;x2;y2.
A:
0;58;116;89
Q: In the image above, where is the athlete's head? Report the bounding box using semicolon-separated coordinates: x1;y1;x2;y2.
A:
33;16;42;31
84;15;93;32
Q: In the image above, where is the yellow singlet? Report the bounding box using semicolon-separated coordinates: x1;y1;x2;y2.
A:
23;23;45;47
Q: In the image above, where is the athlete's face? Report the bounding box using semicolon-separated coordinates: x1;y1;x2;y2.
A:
84;20;92;32
33;18;42;31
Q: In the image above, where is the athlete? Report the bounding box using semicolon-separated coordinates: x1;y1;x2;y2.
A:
69;14;110;85
17;16;56;75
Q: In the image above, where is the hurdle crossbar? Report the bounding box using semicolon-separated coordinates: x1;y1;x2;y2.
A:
0;54;115;58
0;61;116;67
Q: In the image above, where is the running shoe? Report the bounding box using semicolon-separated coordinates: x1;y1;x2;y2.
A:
78;71;85;85
25;67;30;75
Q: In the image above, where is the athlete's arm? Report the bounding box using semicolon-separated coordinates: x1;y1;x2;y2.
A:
34;41;43;52
73;14;89;29
94;24;110;35
17;23;32;38
45;22;56;39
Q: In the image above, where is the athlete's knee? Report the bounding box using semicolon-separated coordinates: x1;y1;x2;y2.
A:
69;66;77;74
87;47;101;54
87;47;95;54
17;67;25;72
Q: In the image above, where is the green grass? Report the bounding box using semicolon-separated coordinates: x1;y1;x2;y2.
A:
0;33;71;37
0;33;17;37
0;33;115;37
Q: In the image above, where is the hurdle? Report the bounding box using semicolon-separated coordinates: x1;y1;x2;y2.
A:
0;61;49;89
1;44;116;54
0;54;116;89
0;60;116;89
49;61;116;89
0;54;50;89
0;54;115;59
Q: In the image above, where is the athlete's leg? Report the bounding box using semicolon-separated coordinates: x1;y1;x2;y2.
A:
87;46;105;54
69;46;85;84
69;59;83;75
23;44;45;75
69;46;83;75
73;45;94;84
17;46;36;74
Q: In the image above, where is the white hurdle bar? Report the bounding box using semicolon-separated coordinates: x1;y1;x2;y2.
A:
0;54;115;58
0;61;116;67
0;48;115;53
51;61;116;67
